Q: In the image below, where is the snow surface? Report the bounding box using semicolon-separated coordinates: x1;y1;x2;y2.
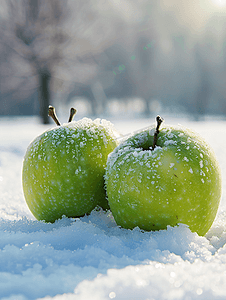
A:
0;115;226;300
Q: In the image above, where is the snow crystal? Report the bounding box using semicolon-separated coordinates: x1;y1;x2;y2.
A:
164;139;177;146
133;151;139;157
189;168;193;174
183;157;189;162
200;160;204;168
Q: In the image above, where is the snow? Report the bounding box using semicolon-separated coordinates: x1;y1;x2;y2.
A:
0;115;226;299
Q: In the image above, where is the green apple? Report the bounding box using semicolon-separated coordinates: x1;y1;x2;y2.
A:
22;106;119;222
105;116;222;236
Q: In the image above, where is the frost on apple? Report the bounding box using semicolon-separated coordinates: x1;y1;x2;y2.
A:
105;123;222;236
22;117;120;223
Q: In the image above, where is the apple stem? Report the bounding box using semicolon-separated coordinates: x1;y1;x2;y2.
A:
48;106;61;126
68;107;77;122
152;115;164;150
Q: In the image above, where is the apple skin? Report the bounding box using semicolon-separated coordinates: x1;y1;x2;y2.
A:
22;118;119;222
105;124;222;236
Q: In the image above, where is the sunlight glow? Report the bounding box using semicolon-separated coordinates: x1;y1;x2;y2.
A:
212;0;226;7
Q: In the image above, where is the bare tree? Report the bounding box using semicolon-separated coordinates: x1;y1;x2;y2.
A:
0;0;140;122
0;0;70;123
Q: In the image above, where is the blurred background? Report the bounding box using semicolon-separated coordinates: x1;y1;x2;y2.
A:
0;0;225;123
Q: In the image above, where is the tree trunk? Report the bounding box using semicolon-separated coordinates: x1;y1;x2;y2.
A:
39;68;51;124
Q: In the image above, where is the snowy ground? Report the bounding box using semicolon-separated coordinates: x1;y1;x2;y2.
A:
1;115;226;300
